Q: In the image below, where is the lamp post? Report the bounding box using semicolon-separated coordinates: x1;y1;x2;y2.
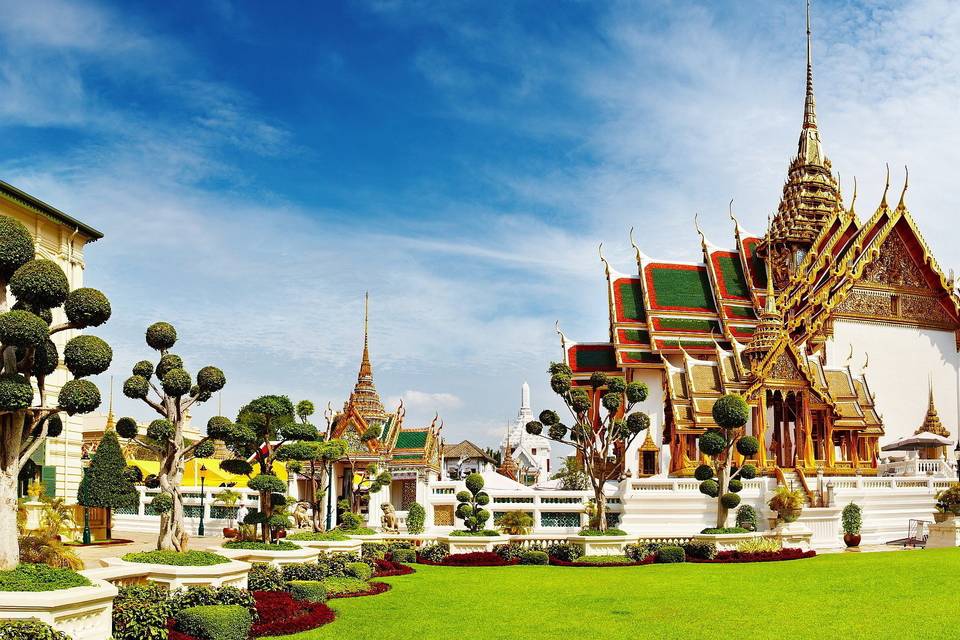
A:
954;440;960;482
198;464;207;537
81;458;92;545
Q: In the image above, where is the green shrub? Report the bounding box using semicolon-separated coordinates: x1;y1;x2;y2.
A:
287;530;349;541
720;492;741;509
682;541;717;560
169;586;257;620
842;502;862;535
736;537;782;553
417;543;449;563
288;580;328;603
248;563;286;592
575;555;633;564
545;543;583;562
493;543;526;561
694;464;714;481
347;561;372;581
577;527;628;536
625;543;658;562
113;582;172;640
654;546;686;563
0;564;90;591
123;550;230;566
391;548;416;563
735;505;758;532
406;502;426;534
700;527;750;534
361;542;388;560
175;604;252;640
449;529;498;536
712;393;749;428
0;618;70;640
223;540;300;551
321;576;370;595
339;512;364;530
282;563;328;583
520;550;549;565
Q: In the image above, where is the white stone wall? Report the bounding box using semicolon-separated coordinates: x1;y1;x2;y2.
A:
624;368;667;476
827;320;960;445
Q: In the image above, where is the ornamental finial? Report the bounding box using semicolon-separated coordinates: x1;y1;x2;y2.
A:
598;242;611;277
803;0;816;131
897;165;909;210
694;213;706;249
881;163;891;208
849;176;857;214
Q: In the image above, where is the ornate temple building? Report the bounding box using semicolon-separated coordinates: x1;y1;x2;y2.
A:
557;7;960;482
499;382;552;485
324;294;442;517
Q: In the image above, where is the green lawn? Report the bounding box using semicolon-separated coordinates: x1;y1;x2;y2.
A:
266;548;960;640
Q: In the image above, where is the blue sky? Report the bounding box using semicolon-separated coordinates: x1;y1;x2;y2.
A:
1;0;959;454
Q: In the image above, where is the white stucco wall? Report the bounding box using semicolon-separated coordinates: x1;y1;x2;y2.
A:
625;368;667;476
826;320;960;446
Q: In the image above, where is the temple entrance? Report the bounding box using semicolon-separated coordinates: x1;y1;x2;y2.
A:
766;390;802;467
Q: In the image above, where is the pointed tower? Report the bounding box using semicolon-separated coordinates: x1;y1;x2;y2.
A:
915;378;951;459
744;259;783;370
760;0;843;288
345;292;388;424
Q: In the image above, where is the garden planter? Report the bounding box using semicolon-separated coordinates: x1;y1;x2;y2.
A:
934;512;954;524
222;527;238;538
691;531;762;552
292;538;363;555
93;557;251;590
843;533;861;548
440;535;509;555
926;518;960;548
566;535;631;557
214;544;321;567
0;578;117;640
777;508;802;524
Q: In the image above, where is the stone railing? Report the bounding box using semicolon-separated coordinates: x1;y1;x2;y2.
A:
113;486;261;536
878;457;956;479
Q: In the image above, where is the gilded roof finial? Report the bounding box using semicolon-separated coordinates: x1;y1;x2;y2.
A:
555;320;570;356
803;0;817;131
694;213;706;249
849;176;857;214
897;165;909;210
881;163;891;208
763;255;777;315
598;243;611;277
845;343;853;366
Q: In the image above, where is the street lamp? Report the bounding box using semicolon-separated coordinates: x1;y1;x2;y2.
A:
198;465;207;537
954;440;960;482
81;458;92;545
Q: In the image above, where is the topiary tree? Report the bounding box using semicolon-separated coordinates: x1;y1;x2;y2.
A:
277;438;347;533
695;393;758;529
0;215;113;569
117;321;226;551
347;463;391;516
526;363;651;531
455;472;490;533
77;430;138;539
212;395;321;542
406;502;425;535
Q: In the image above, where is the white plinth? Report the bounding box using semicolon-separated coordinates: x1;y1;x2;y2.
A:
290;539;363;556
214;545;321;567
926;519;960;548
690;532;762;551
0;578;116;640
771;522;814;551
567;535;632;556
440;535;508;555
95;557;250;590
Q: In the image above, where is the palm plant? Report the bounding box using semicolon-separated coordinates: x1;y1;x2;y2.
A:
496;511;534;535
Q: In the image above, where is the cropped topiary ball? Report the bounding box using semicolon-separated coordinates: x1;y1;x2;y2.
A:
550;373;571;394
247;474;286;494
739;464;758;480
699;430;727;457
720;492;742;509
525;420;543;436
606;376;626;393
162;368;192;397
132;360;154;379
22;338;58;377
699;479;719;498
728;478;743;493
548;423;568;441
221;459;253;476
151;492;173;514
712;394;750;429
589;371;608;388
0;374;34;410
601;392;621;412
146;321;177;350
694;464;714;481
570;390;591;413
147;419;174;442
63;288;111;328
123;375;150;400
625;381;649;404
206;416;233;440
197;366;226;393
9;259;69;309
475;491;490;506
116;416;139;439
736;435;760;457
155;354;183;379
11;301;52;325
0;310;48;347
63;335;112;378
464;472;484;494
626;411;650;433
42;414;63;438
193;440;216;459
538;409;559;426
58;379;101;415
0;216;36;279
455;503;473;519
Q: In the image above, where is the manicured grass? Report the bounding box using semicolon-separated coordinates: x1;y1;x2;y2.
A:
262;548;960;640
122;550;230;566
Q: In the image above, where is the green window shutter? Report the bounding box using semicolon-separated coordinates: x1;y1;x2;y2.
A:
41;466;57;498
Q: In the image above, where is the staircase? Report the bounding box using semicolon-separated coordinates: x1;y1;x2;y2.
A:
775;467;817;505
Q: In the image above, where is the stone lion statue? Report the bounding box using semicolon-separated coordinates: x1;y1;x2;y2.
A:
292;502;311;529
380;503;399;533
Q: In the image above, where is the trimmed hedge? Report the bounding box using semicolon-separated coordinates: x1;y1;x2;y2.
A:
0;618;70;640
655;546;686;564
346;562;372;581
122;550;230;566
175;604;252;640
0;564;90;591
690;548;817;563
288;581;327;603
390;548;416;563
248;563;286;592
682;541;718;560
287;530;349;542
700;527;750;534
223;540;300;551
520;550;549;565
320;577;371;596
577;527;628;536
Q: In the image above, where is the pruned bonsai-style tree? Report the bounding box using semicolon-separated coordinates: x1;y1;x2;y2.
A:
211;395;320;542
526;363;650;532
117;321;226;551
455;472;490;533
695;393;759;529
77;430;138;539
0;215;113;569
278;438;348;532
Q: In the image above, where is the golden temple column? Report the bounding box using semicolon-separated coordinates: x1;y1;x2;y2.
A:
825;417;835;467
801;392;814;468
755;395;768;469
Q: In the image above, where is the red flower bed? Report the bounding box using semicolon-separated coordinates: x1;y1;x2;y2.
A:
328;581;391;599
249;591;335;637
418;551;520;567
374;557;416;577
549;555;655;567
690;548;816;563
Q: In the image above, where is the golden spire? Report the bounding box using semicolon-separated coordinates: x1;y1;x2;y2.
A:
359;291;372;379
347;292;387;423
803;0;817;131
744;257;783;367
916;375;950;438
105;375;115;430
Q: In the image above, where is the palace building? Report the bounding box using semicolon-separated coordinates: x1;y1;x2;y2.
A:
557;7;960;486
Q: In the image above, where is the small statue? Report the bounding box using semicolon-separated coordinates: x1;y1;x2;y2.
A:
292;502;311;529
380;503;399;533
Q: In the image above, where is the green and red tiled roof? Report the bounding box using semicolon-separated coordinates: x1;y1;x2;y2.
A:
643;263;716;313
568;343;619;373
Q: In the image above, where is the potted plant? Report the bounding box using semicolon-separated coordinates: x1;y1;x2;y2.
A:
841;502;862;547
768;486;805;524
934;484;960;520
214;488;243;538
934;502;951;523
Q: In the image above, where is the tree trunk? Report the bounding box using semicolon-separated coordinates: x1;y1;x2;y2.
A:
259;490;271;543
0;414;23;570
156;448;187;551
592;480;607;532
715;465;729;529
